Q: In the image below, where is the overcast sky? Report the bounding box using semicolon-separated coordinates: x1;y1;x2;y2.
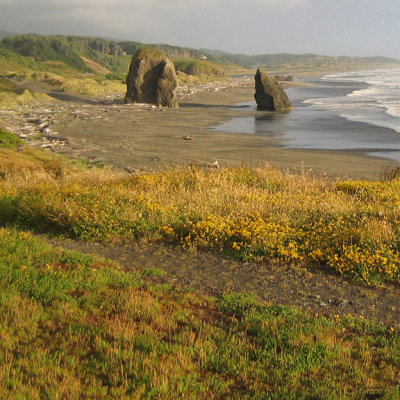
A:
0;0;399;58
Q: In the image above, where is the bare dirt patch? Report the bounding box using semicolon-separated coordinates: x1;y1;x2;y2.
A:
80;56;110;74
48;237;400;327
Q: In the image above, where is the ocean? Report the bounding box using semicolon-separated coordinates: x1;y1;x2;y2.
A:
304;68;400;134
210;68;400;162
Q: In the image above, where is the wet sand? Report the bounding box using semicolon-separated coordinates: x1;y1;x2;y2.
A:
53;84;399;179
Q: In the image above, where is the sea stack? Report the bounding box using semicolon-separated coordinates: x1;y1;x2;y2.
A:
254;69;293;111
125;47;179;108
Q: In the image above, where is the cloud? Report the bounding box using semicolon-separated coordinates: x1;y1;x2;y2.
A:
0;0;307;37
133;0;306;4
0;0;398;57
0;0;307;9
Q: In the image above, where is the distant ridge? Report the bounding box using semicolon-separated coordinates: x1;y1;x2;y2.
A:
202;49;400;71
0;33;399;79
0;30;16;40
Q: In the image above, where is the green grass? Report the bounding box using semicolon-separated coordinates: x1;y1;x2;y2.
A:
174;59;224;76
1;35;91;73
0;226;399;399
0;76;17;92
134;46;165;60
0;146;400;397
0;127;22;148
2;165;400;284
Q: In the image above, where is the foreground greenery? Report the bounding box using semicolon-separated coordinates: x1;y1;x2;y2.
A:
1;134;400;397
2;156;400;284
1;227;400;399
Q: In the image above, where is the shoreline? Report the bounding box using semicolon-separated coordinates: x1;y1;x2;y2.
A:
1;76;399;179
214;74;400;158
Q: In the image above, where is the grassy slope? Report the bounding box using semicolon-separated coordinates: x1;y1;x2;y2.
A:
0;127;22;148
0;37;127;101
174;59;225;76
1;35;91;73
0;132;400;397
1;228;399;399
2;162;400;285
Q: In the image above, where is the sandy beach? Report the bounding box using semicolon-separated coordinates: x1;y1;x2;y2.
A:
2;76;399;179
44;80;397;179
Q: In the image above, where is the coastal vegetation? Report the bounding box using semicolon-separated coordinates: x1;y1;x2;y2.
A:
0;33;398;104
205;50;400;73
2;161;400;285
174;59;225;76
1;33;400;397
1;227;399;399
0;133;399;397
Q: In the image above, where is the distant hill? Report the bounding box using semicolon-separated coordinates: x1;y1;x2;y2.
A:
203;49;400;72
1;35;132;74
0;31;16;40
0;35;233;76
119;42;232;66
0;33;399;81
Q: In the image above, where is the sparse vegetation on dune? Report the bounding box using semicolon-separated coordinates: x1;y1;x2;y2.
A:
29;71;125;96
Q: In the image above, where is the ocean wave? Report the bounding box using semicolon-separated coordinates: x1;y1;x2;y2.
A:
305;68;400;133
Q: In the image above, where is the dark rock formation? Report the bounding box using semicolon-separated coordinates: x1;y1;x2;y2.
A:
124;47;179;108
254;69;292;111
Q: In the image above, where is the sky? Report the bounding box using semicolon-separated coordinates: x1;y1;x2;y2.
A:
0;0;400;58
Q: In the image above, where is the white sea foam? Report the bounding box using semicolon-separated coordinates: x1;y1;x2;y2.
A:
305;68;400;132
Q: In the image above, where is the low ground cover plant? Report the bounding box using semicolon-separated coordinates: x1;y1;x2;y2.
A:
0;227;399;399
1;160;400;284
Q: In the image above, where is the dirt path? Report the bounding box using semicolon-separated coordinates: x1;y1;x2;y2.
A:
48;237;400;327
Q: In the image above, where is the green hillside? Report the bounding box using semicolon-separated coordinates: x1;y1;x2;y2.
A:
0;44;35;72
1;35;131;75
1;34;399;79
174;59;225;76
2;35;90;72
204;49;400;72
0;34;234;77
0;30;15;40
0;33;399;104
